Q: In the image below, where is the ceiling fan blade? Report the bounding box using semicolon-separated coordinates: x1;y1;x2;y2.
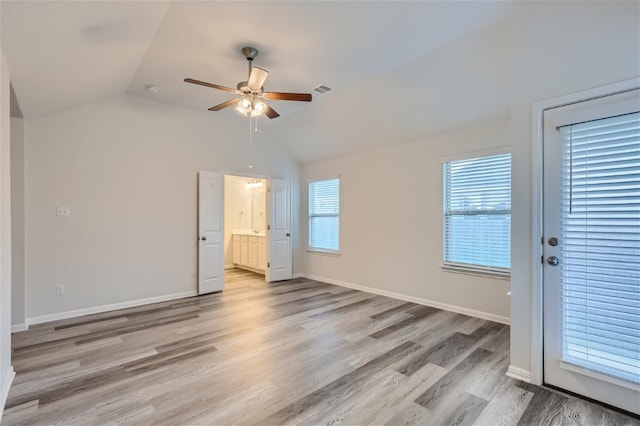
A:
184;78;236;93
263;92;312;102
263;103;280;119
248;67;269;91
208;98;240;111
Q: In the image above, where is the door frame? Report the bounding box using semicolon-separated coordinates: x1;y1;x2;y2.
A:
530;77;640;385
221;170;273;282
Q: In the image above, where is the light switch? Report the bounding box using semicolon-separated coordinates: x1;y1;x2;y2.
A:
56;206;70;216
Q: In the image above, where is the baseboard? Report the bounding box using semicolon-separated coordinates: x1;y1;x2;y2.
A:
297;273;510;325
11;323;27;333
506;365;532;383
25;290;198;327
0;366;15;421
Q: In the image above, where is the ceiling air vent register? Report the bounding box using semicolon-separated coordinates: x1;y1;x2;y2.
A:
312;84;333;96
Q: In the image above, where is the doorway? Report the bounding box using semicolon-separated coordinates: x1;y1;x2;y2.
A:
224;175;268;278
541;88;639;414
197;172;293;294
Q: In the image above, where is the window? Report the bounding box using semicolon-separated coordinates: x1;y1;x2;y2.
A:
308;178;340;252
443;152;511;275
559;111;640;384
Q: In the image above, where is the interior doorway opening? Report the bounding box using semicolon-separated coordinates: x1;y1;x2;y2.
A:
223;175;268;280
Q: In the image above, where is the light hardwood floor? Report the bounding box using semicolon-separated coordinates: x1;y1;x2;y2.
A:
3;269;638;425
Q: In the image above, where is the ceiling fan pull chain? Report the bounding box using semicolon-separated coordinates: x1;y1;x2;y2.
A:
248;116;254;169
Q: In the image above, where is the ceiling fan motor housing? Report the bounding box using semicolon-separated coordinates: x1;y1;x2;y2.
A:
242;47;258;61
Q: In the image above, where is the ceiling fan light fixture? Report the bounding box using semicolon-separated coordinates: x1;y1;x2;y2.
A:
248;108;263;118
236;96;253;115
236;96;266;118
184;46;312;120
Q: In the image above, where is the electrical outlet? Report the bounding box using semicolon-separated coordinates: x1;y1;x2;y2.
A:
56;284;65;295
56;206;70;216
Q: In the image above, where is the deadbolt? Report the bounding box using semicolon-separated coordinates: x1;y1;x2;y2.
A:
547;256;559;266
548;237;558;246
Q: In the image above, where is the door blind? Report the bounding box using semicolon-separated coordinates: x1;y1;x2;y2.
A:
443;153;511;271
559;111;640;384
309;178;340;251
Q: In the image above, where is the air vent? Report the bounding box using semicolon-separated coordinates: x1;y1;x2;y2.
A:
312;84;333;96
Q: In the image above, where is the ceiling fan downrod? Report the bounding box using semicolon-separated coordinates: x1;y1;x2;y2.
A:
242;46;258;78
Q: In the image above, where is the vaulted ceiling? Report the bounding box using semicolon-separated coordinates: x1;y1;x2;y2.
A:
1;1;513;162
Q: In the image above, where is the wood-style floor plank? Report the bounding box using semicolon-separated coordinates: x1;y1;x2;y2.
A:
3;270;637;425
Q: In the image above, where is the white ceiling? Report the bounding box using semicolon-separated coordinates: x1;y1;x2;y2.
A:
1;1;513;163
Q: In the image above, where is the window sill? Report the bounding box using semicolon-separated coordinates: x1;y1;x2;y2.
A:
307;248;341;257
441;264;510;281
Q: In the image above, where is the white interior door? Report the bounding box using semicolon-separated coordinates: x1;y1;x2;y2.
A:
198;170;224;294
266;179;292;282
542;89;640;414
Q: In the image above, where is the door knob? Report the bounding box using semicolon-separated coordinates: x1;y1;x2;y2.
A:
548;237;558;246
201;236;207;241
286;233;291;237
547;256;559;266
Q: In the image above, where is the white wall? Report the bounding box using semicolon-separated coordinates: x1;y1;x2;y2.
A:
10;117;24;329
24;94;298;321
0;49;15;413
299;118;511;321
509;1;640;379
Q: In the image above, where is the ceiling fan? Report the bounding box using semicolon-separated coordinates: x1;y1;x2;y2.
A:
184;47;312;119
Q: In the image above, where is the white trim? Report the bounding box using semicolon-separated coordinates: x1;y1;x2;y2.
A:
221;169;271;180
297;273;510;325
0;366;15;421
306;248;341;256
506;365;532;383
306;174;340;184
10;323;27;333
441;264;510;281
530;77;640;387
559;361;640;392
439;146;510;163
25;290;197;326
531;93;545;386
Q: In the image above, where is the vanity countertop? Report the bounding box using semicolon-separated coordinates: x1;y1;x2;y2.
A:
233;229;266;237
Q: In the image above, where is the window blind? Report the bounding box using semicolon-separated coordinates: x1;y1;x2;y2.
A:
443;153;511;271
560;112;640;384
309;178;340;251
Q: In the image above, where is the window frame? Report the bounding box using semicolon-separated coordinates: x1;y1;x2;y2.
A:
307;176;341;255
441;148;511;279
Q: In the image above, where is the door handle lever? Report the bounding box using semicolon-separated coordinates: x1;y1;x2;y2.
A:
201;236;207;241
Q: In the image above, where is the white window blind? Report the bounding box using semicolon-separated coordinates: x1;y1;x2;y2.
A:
443;153;511;272
309;178;340;252
560;112;640;384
